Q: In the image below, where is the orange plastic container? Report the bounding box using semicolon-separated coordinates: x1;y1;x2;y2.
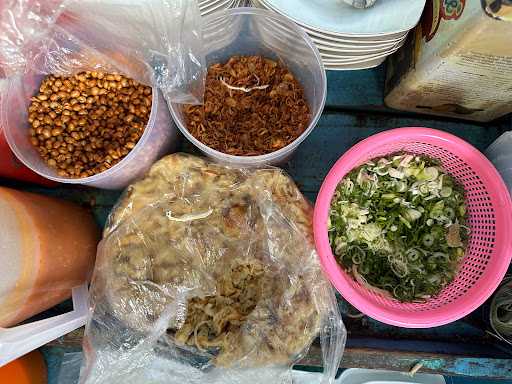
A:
0;350;47;384
0;130;55;186
0;187;99;327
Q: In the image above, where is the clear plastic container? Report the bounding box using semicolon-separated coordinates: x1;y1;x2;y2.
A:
1;73;176;190
338;368;445;384
486;131;512;166
169;7;326;166
486;132;512;192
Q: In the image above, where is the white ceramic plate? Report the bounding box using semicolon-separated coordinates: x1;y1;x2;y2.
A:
200;0;235;15
259;20;404;61
253;0;410;42
320;50;398;65
320;41;402;61
314;38;403;54
323;57;386;70
256;8;407;50
200;0;232;11
199;0;236;7
199;0;223;9
256;20;403;63
306;27;408;44
201;0;233;10
318;49;388;59
259;0;425;35
310;33;405;50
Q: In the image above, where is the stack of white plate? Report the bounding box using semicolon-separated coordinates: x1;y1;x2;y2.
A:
250;0;426;70
199;0;246;16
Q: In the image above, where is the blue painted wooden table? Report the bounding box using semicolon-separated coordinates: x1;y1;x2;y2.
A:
3;65;512;382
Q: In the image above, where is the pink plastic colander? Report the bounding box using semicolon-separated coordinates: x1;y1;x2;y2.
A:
313;127;512;328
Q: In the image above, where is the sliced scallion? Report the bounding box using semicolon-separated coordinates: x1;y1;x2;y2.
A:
328;153;468;302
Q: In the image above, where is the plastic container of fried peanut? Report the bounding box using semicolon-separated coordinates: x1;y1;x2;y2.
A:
169;7;326;166
1;73;176;190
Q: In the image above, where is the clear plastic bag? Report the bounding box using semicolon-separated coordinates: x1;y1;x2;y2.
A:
80;153;346;384
57;352;84;384
0;0;205;103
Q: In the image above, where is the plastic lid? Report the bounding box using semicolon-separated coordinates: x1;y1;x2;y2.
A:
338;369;446;384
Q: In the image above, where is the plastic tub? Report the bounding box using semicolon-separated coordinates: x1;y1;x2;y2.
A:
313;127;512;328
1;74;176;190
338;369;445;384
169;7;326;166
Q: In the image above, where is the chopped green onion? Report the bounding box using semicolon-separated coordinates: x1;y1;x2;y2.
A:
418;166;439;181
406;248;421;262
419;184;429;194
395;181;407;192
443;207;455;220
359;263;370;275
388;168;405;179
399;215;412;229
441;186;452;197
430;226;444;238
404;208;422;222
422;234;434;247
329;153;467;302
349;246;365;264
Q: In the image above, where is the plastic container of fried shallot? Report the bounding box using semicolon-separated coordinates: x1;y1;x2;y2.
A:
169;7;326;166
1;73;176;190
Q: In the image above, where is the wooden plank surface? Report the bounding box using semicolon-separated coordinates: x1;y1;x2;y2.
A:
325;68;386;111
44;327;512;379
301;346;512;379
286;112;507;200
